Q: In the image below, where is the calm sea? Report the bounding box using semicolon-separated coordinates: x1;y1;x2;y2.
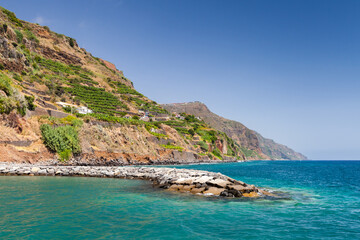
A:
0;161;359;239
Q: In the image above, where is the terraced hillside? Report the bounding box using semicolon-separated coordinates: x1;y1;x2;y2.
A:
0;6;261;164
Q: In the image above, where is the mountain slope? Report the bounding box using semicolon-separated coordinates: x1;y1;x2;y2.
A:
0;6;257;164
162;102;307;160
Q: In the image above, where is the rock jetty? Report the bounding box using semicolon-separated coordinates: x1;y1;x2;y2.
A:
0;164;269;198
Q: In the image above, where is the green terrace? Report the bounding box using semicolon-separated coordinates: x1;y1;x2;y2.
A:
64;84;129;116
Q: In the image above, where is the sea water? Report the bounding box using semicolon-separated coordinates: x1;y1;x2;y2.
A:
0;161;359;239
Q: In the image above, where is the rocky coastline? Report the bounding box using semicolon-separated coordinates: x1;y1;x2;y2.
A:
0;163;269;198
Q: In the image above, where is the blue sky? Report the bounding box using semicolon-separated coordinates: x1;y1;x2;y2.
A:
2;0;359;160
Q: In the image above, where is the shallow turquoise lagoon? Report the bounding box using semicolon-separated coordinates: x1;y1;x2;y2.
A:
0;161;359;239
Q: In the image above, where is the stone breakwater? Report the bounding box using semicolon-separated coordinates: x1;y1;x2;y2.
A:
0;164;269;198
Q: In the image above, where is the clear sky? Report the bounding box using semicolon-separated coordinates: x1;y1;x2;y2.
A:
2;0;359;160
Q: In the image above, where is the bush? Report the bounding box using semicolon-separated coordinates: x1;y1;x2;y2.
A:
198;141;209;152
60;115;83;128
40;124;81;158
59;149;72;162
69;38;75;47
14;29;23;43
212;148;223;160
0;64;4;70
25;95;36;111
13;73;22;82
3;24;7;33
0;73;13;95
24;29;39;43
132;115;140;120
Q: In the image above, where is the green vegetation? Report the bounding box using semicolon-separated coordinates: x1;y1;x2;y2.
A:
106;78;167;114
196;129;217;143
1;8;23;27
59;149;72;162
212;148;223;160
239;146;260;158
0;73;13;95
197;141;209;151
40;124;81;160
2;24;7;33
13;73;22;82
161;144;183;151
24;95;35;111
0;74;29;116
24;29;39;43
65;84;129;115
69;38;75;48
40;116;83;161
14;29;23;43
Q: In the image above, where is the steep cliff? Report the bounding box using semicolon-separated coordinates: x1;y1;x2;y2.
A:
162;102;307;160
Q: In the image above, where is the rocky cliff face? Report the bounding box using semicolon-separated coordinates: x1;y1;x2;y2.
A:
0;6;253;164
162;102;307;160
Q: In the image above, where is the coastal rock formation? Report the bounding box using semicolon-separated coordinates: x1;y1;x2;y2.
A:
0;164;270;198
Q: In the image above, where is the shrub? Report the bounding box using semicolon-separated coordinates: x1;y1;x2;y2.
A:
188;128;195;136
132;115;140;120
212;148;223;160
43;26;50;32
13;73;22;82
40;124;81;157
0;73;13;95
59;149;72;162
198;141;209;152
0;64;4;70
69;38;75;47
3;24;7;33
25;95;36;111
14;29;23;43
24;29;39;43
60;115;83;128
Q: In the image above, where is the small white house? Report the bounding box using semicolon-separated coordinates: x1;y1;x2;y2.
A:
76;106;93;114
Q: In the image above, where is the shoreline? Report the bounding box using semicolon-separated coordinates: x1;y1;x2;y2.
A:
0;163;269;198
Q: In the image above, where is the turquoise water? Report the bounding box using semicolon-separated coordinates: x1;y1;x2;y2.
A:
0;161;359;239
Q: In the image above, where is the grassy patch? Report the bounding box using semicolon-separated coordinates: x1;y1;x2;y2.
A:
161;144;183;151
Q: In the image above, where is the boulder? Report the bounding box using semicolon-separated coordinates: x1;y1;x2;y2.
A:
31;167;40;173
190;187;205;194
207;179;230;188
203;187;226;196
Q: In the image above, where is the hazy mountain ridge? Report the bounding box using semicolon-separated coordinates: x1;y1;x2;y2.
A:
162;102;307;160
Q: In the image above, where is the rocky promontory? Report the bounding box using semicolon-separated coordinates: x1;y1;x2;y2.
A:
0;164;271;198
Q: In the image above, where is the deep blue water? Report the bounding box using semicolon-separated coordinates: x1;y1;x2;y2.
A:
0;161;359;239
